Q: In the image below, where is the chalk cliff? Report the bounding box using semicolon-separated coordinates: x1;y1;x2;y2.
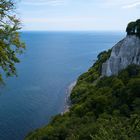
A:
102;35;140;76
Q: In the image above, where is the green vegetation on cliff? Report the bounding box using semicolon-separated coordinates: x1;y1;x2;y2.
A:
25;49;140;140
126;19;140;37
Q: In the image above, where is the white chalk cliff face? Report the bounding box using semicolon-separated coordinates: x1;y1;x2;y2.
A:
102;35;140;76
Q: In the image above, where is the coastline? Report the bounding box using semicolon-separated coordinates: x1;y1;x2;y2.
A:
63;81;77;114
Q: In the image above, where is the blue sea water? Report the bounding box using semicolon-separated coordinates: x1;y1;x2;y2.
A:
0;31;124;140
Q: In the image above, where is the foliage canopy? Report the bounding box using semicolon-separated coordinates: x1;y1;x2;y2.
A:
0;0;25;83
126;19;140;37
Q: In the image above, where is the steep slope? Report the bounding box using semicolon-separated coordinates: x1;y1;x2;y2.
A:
25;54;140;140
102;36;140;76
25;20;140;140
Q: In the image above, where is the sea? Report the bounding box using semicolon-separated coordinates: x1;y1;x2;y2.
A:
0;31;124;140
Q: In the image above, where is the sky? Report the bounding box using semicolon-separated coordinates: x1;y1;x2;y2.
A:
18;0;140;31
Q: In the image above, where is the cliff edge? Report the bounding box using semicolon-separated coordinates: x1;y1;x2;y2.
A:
102;35;140;76
25;19;140;140
102;19;140;76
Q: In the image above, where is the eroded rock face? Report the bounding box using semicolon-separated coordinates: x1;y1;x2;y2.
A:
102;35;140;76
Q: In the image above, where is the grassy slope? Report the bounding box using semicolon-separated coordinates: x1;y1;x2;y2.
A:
25;49;140;140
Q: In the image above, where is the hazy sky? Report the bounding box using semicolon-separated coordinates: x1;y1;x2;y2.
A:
18;0;140;31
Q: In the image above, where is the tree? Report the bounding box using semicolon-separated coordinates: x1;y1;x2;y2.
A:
0;0;25;83
126;19;140;37
136;19;140;36
126;22;136;35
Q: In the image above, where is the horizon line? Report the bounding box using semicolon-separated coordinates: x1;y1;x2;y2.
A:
20;30;125;32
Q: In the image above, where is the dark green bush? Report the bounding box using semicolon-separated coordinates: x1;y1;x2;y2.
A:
126;19;140;37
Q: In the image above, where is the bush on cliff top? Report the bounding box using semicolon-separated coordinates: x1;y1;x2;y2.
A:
126;19;140;37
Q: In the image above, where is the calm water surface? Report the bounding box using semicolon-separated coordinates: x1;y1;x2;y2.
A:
0;31;124;140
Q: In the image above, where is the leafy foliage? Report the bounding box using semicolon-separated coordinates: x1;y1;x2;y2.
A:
0;0;25;83
126;19;140;37
25;49;140;140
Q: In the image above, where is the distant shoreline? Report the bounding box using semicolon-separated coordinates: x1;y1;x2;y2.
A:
63;81;77;114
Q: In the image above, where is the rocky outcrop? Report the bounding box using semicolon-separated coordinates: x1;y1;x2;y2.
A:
102;35;140;76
